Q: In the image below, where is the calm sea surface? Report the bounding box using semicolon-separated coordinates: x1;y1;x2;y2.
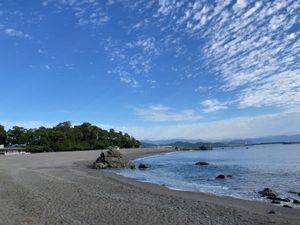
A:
118;144;300;203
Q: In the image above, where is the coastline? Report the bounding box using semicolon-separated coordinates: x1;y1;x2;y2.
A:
0;148;299;225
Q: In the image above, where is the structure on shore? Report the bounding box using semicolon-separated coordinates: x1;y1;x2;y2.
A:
0;147;29;155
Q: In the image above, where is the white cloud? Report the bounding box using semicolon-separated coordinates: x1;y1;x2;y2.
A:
201;99;229;113
116;111;300;140
120;0;300;111
44;0;109;26
232;0;248;13
3;28;30;39
120;76;139;88
239;70;300;109
134;104;202;122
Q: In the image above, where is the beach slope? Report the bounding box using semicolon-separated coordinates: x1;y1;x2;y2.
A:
0;148;299;225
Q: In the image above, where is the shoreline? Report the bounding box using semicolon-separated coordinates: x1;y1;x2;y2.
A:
0;147;299;225
118;148;300;208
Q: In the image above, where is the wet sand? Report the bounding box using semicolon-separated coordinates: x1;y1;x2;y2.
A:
0;148;299;225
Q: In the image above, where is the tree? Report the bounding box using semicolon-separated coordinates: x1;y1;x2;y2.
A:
0;125;7;145
25;122;141;152
7;126;27;146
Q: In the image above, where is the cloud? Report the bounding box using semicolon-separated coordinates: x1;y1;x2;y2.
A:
3;28;30;39
201;99;229;113
118;0;300;110
103;36;159;88
116;111;300;140
43;0;109;26
134;104;202;122
239;70;300;109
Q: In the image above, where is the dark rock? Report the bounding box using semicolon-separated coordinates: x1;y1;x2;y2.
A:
195;161;209;166
298;193;300;196
268;210;276;214
138;163;151;169
267;196;290;202
288;191;298;195
226;175;233;178
293;199;300;204
130;164;136;169
283;205;293;208
258;188;277;198
271;200;281;204
92;149;135;169
216;174;226;179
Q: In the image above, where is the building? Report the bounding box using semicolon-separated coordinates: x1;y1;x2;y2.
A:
0;147;29;155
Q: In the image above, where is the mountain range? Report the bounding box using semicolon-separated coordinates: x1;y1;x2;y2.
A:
141;134;300;147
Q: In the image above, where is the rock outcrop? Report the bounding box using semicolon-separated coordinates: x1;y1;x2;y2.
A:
93;149;135;169
216;174;225;179
195;161;209;166
258;188;277;198
138;163;151;169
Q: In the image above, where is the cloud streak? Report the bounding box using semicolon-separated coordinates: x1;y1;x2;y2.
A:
119;111;300;140
134;104;202;122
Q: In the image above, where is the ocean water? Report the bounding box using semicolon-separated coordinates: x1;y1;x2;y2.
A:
118;144;300;204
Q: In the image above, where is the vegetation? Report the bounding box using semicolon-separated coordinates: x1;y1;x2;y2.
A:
0;122;140;153
0;125;7;145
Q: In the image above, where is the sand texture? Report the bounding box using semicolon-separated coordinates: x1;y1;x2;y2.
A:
0;148;299;225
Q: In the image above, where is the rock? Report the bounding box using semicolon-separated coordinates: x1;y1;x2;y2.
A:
293;199;300;204
258;188;277;198
92;149;135;169
216;174;226;179
283;205;293;208
298;193;300;196
226;175;233;178
288;191;298;195
271;200;281;204
267;196;290;202
268;210;276;214
195;161;209;166
106;149;122;158
138;163;151;169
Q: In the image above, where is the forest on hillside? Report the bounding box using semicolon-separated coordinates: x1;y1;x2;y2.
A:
0;122;140;153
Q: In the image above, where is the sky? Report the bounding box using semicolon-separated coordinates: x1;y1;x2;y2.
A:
0;0;300;140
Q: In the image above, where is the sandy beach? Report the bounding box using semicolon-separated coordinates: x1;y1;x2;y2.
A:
0;148;299;225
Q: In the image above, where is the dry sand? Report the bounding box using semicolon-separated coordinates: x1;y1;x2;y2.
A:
0;148;299;225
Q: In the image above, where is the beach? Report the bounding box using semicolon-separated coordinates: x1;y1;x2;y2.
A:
0;148;299;225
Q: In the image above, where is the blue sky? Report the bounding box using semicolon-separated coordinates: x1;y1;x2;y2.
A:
0;0;300;140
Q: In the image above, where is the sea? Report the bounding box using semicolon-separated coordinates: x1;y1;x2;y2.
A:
118;144;300;205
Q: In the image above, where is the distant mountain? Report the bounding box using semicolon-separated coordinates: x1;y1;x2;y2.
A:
141;134;300;147
228;134;300;144
141;139;206;146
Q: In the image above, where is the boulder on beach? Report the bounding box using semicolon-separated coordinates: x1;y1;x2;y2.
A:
195;161;209;166
216;174;225;179
258;188;277;198
93;149;135;169
283;205;293;208
138;163;151;169
293;199;300;204
267;196;290;202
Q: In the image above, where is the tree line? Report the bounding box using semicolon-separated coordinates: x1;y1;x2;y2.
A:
0;122;140;153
